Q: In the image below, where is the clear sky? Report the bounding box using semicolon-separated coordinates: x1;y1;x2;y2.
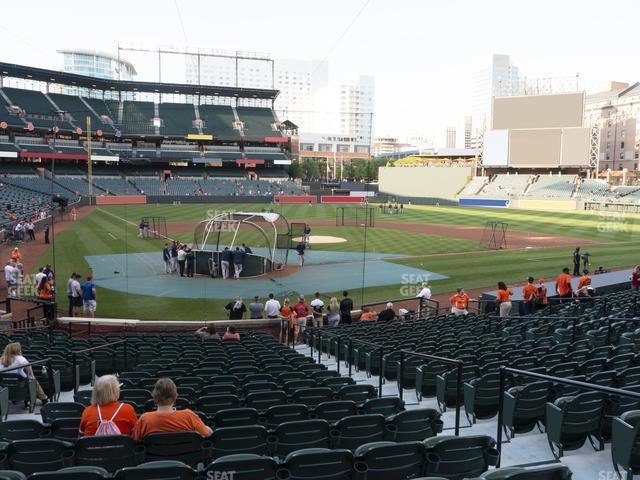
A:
2;0;639;141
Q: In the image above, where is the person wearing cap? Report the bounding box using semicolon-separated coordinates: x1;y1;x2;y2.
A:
292;295;310;343
81;275;97;318
536;280;548;310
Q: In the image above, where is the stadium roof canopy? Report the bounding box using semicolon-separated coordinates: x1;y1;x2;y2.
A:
0;62;280;100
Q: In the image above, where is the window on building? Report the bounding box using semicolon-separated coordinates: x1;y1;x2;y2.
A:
621;142;625;149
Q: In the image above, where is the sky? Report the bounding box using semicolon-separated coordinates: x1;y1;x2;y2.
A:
2;0;639;142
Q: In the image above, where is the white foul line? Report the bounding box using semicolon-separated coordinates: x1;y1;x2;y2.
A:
108;233;117;240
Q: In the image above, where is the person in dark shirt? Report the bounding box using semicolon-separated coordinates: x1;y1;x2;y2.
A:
242;243;252;254
170;242;178;274
225;296;246;320
233;247;245;280
339;290;353;325
296;242;306;267
572;247;581;276
185;249;195;278
220;247;232;279
162;243;171;274
377;302;396;322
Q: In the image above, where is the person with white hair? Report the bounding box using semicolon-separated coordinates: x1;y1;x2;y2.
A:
377;302;396;322
416;282;431;300
4;260;19;298
224;296;246;320
79;375;137;436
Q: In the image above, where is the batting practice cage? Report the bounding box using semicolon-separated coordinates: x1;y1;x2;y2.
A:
480;221;508;250
141;217;168;239
193;212;291;275
336;206;376;227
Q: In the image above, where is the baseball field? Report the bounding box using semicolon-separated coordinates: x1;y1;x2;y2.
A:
32;203;640;321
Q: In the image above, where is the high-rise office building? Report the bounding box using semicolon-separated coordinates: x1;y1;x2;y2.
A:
471;54;521;143
339;75;375;145
445;126;456;149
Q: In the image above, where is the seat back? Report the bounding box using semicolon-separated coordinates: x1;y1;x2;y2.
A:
353;441;425;480
244;391;288;412
205;454;277;480
0;420;48;441
40;402;85;423
269;419;331;458
261;404;307;429
292;388;334;407
423;435;499;478
210;425;269;458
27;466;110;480
313;401;358;424
360;397;405;417
280;448;353;480
212;408;260;428
386;408;443;442
480;464;573;479
7;439;75;475
75;435;143;471
332;414;387;451
504;381;553;435
112;460;198;480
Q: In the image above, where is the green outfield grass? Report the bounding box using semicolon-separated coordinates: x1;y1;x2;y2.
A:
35;203;640;320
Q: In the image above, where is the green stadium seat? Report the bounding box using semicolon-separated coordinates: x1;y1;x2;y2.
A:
212;408;260;428
245;391;288;412
477;464;573;479
292;388;335;407
209;425;269;458
386;408;443;442
502;381;553;439
196;395;240;416
353;441;425;480
423;435;499;479
0;472;25;480
279;448;353;480
113;460;197;480
313;401;358;424
464;371;501;424
27;466;110;479
3;439;75;475
360;397;405;417
75;435;144;471
262;404;309;429
142;431;210;467
49;417;81;442
267;419;332;458
545;391;606;459
331;414;387;451
40;402;84;423
337;385;377;404
204;454;278;480
0;420;49;441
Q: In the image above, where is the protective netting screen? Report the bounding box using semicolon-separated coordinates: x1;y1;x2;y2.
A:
336;207;375;227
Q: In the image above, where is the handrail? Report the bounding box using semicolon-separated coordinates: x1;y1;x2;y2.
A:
312;327;464;435
496;366;640;468
71;340;128;394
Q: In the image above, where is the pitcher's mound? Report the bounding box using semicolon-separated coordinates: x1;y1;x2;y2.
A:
293;235;347;244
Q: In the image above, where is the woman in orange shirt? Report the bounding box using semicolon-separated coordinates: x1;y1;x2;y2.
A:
79;375;138;436
496;281;513;318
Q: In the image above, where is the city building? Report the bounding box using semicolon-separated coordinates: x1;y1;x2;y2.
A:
373;137;415;157
471;54;521;143
585;81;640;171
339;75;375;145
57;49;137;80
445;126;456;149
298;132;370;164
456;116;472;149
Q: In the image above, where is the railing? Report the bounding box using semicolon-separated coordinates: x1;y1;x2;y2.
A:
360;296;437;320
71;340;128;393
312;328;464;435
496;366;640;468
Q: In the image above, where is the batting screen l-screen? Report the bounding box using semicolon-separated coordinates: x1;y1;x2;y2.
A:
492;92;584;130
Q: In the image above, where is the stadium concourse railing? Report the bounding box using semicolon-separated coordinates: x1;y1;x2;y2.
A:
495;367;640;468
310;328;464;436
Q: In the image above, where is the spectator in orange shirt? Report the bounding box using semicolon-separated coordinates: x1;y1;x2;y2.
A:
578;270;591;290
359;306;377;321
496;282;513;317
79;375;137;436
450;288;469;316
521;276;538;316
133;378;211;440
222;325;240;341
556;267;574;300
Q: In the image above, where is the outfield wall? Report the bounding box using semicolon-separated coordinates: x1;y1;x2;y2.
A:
378;166;473;199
